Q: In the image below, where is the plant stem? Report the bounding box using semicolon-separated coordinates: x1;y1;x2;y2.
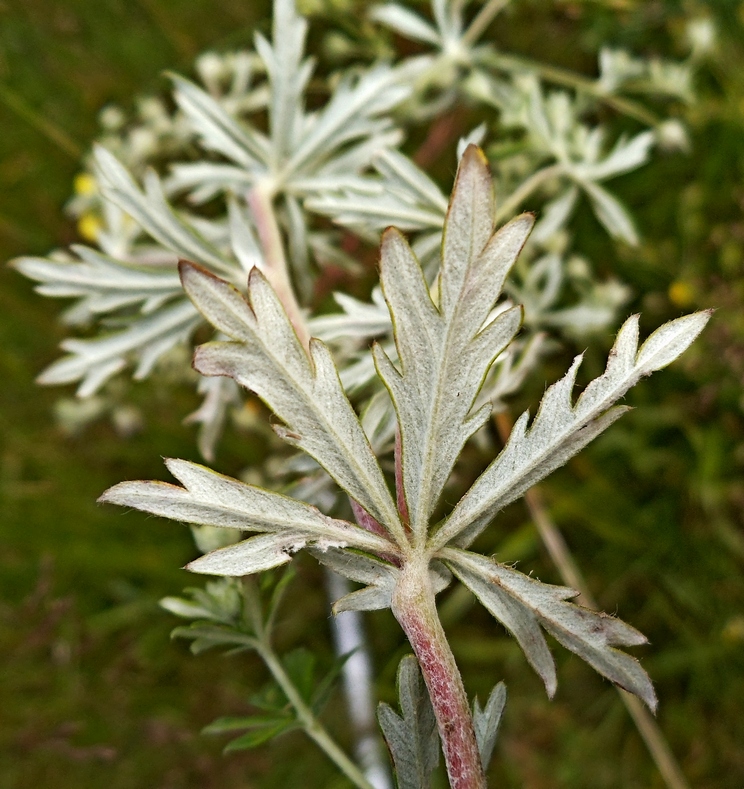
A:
392;558;486;789
247;184;310;350
484;52;660;128
0;83;82;159
494;411;691;789
493;163;564;224
256;637;377;789
463;0;512;47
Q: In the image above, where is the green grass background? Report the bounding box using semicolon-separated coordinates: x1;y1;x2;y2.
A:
1;1;743;787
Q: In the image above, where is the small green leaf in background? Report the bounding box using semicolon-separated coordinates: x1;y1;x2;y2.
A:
204;713;298;752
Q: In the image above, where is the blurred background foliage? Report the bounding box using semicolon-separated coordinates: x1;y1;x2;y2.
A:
0;0;742;787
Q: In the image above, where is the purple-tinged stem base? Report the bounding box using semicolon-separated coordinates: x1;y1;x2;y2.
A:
392;559;486;789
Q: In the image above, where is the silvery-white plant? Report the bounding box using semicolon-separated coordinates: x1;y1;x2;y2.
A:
13;1;714;786
99;147;709;788
14;0;704;459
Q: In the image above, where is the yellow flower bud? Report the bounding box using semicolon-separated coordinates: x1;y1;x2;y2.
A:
77;213;103;242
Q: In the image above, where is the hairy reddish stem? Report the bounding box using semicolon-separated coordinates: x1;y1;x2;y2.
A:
392;559;485;789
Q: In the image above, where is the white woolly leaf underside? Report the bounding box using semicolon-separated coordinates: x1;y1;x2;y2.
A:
431;304;711;550
99;458;394;576
180;261;406;546
447;549;657;710
375;145;532;535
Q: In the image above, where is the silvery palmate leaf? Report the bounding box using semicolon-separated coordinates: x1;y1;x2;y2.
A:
373;146;531;535
13;245;183;325
520;80;655;245
166;0;409;300
22;151;274;445
373;145;708;707
10;144;245;399
445;549;655;707
100;458;395;576
168;0;409;208
462;69;661;246
13;151;262;457
369;0;496;114
100;145;709;713
371;0;499;54
32;300;201;399
12;242;195;398
177;261;406;546
15;0;411;409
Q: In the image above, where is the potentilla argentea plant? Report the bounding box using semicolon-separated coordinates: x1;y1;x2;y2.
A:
15;0;706;471
100;146;710;789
